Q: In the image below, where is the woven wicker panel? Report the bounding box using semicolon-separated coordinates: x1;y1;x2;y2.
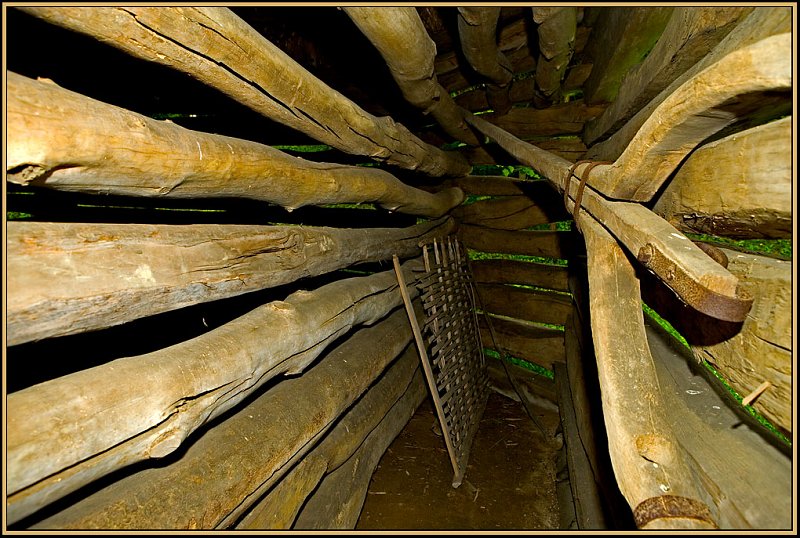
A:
416;235;490;487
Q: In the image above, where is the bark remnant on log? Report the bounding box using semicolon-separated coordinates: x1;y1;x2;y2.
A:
20;6;470;177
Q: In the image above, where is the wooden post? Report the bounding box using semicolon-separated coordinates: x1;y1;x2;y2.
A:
533;7;577;105
7;217;454;345
19;6;470;177
457;7;514;115
343;7;479;146
6;261;425;524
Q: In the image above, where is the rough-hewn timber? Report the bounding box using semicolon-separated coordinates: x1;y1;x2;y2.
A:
534;7;577;104
343;7;478;145
20;6;470;177
652;117;791;239
453;196;553;230
459;224;571;260
6;262;423;524
7;217;453;345
479;315;565;369
584;7;752;145
470;258;570;292
476;283;572;327
6;72;464;216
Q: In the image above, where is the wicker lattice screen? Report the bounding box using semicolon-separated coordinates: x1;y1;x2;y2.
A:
393;235;489;487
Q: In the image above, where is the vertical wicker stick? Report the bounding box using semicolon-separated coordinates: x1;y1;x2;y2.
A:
392;255;463;486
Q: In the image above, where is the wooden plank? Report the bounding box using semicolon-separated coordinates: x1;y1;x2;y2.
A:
486;359;558;405
476;284;572;327
20;7;469;177
554;362;607;529
459;225;571;260
587;7;792;162
471;259;570;292
444;176;554;197
464;137;588;165
581;216;717;530
457;7;513;114
31;326;424;530
534;7;577;103
292;370;427;530
6;217;453;345
6;73;465;217
6;262;424;524
644;319;792;528
343;8;478;145
479;315;565;369
581;8;674;104
585;7;752;145
463;114;749;319
652;117;791;239
453;196;557;230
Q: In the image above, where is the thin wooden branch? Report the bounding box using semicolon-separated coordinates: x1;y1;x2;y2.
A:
6;261;424;524
6;72;464;217
19;6;470;177
7;217;454;345
343;7;479;145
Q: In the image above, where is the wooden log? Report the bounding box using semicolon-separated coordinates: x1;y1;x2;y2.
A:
471;259;570;292
463;137;588;165
457;7;513;115
459;224;571;260
19;7;470;177
581;216;717;530
6;261;424;524
652;117;792;239
534;7;577;103
453;196;554;230
236;358;425;530
292;370;427;530
343;8;479;145
481;100;606;138
486;358;558;406
31;318;423;529
587;7;792;162
6;217;453;345
463;114;748;320
443;175;553;196
584;33;792;201
563;63;593;91
479;315;565;368
6;72;464;217
476;284;572;327
581;8;674;104
585;7;752;145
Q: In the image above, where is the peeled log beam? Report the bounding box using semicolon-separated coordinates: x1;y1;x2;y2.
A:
453;196;554;230
481;100;606;138
582;8;673;105
459;224;571;260
479;315;565;369
585;7;752;146
464;138;588;165
476;284;572;327
441;176;560;197
237;357;425;530
534;7;577;103
343;7;478;145
457;7;513;115
19;7;469;177
6;262;423;524
588;7;792;162
292;370;426;530
581;216;716;530
464;113;752;323
32;315;422;530
7;217;453;345
652;117;791;239
6;72;464;216
471;259;569;292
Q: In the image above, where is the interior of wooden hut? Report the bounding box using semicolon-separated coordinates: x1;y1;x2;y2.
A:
3;4;794;532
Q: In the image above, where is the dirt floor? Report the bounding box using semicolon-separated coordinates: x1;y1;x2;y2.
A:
356;390;565;531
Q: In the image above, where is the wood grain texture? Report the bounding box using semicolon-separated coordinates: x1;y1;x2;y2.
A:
6;72;464;217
